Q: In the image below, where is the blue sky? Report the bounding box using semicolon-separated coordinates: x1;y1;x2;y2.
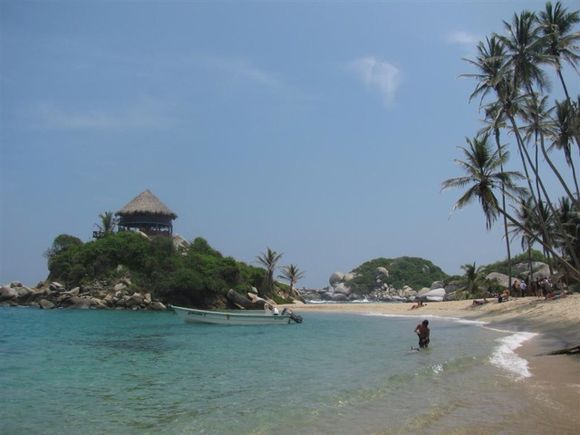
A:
1;0;578;288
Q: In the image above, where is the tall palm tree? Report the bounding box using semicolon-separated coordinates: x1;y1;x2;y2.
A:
442;135;580;278
554;197;580;263
256;248;283;296
551;99;580;200
497;10;550;95
537;1;580;100
442;135;525;230
521;95;579;206
279;264;305;297
462;36;510;106
509;195;539;283
480;102;513;287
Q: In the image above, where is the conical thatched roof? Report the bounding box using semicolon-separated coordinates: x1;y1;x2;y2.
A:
116;190;177;219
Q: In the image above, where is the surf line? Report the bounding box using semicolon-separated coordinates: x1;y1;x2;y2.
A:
366;313;538;379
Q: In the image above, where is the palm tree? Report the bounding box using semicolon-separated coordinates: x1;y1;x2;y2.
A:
96;211;117;237
442;135;525;229
537;1;580;100
554;197;580;263
480;102;513;287
509;195;539;283
462;36;510;106
551;99;580;201
442;135;580;278
279;264;305;298
460;262;487;298
256;248;283;296
497;10;550;95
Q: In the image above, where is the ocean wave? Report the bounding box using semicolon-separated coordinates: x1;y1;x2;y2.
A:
489;332;537;379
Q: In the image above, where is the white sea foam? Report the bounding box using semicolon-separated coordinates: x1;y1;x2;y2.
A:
368;313;488;326
489;332;538;379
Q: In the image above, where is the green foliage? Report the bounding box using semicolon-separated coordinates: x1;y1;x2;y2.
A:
348;257;449;294
480;250;549;275
46;232;267;307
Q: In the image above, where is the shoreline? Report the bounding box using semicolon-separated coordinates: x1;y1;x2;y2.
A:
284;294;580;432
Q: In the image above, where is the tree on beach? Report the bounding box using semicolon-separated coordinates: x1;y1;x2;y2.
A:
459;262;488;298
455;1;580;283
279;264;305;298
442;135;525;230
441;135;579;277
538;1;580;100
256;248;283;296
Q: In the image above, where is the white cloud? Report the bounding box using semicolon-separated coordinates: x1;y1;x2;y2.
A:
32;99;173;131
447;31;480;48
204;56;280;87
349;56;401;106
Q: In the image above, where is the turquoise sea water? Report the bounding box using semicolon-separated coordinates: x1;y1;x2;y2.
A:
0;307;538;434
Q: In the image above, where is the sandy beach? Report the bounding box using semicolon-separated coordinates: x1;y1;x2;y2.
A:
284;295;580;433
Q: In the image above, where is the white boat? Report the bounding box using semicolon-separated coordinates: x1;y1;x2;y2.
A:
170;305;302;325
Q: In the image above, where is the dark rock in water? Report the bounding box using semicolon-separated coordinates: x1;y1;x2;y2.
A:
39;299;55;309
150;301;166;311
68;296;91;309
331;293;348;302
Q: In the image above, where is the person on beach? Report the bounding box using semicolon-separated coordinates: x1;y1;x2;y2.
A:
520;280;527;297
410;300;425;310
512;279;520;296
414;320;430;349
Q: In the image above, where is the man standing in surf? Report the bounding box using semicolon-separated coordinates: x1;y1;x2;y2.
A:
414;320;430;349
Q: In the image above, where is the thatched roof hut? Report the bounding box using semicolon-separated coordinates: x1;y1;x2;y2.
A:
116;190;177;235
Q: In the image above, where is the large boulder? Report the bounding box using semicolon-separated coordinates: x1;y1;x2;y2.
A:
486;272;510;288
150;301;167;311
334;283;352;295
0;286;18;301
49;282;65;292
126;292;145;307
331;293;348;302
430;281;445;290
69;296;91;309
39;299;55;309
329;272;344;287
114;283;127;292
376;267;389;277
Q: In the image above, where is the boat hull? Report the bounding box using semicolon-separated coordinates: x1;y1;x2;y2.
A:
170;305;293;325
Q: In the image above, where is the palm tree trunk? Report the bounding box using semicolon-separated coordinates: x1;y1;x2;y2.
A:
527;242;534;287
540;134;580;210
494;127;512;289
556;67;570;101
508;115;580;269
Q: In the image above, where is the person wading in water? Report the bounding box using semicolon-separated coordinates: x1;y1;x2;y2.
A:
414;320;430;349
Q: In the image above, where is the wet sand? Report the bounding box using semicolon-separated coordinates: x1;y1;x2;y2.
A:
283;295;580;433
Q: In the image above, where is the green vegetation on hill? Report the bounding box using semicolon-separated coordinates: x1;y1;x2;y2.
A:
348;256;449;294
46;232;266;307
479;250;549;276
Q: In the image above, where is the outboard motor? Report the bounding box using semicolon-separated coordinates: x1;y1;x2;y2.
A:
289;312;303;324
282;308;303;324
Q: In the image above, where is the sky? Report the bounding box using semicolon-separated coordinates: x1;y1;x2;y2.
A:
1;0;578;289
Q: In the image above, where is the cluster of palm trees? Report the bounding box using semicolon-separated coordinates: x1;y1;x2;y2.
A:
443;2;580;285
256;247;305;297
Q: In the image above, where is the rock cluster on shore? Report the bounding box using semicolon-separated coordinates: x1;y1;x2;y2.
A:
0;280;167;311
299;261;554;303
